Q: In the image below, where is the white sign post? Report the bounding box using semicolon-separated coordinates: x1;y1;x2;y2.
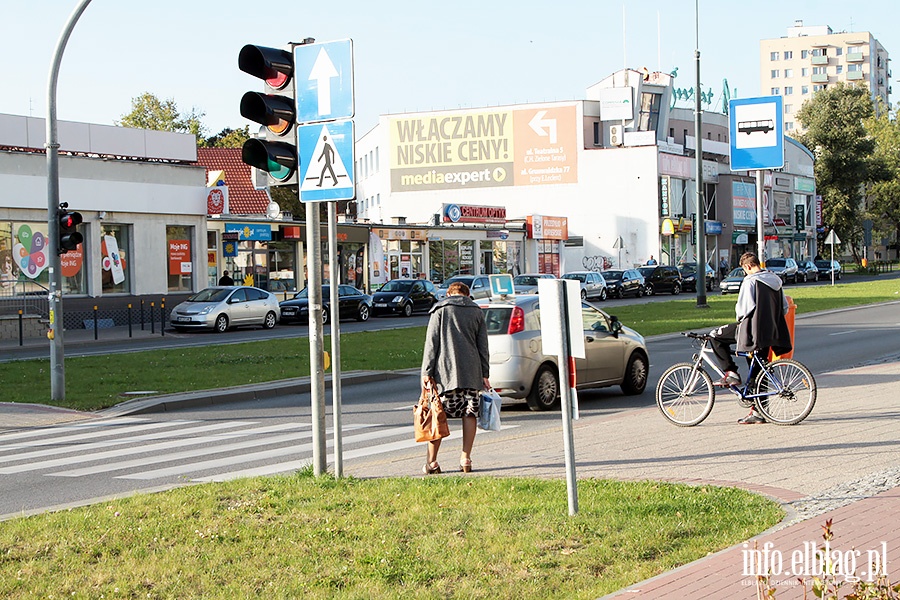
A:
538;278;585;516
824;230;841;286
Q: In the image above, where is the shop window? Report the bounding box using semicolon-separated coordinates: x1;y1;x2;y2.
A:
101;224;131;294
166;225;193;292
1;220;86;295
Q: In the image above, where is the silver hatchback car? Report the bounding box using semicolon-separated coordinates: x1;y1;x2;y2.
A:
479;295;649;411
170;286;280;333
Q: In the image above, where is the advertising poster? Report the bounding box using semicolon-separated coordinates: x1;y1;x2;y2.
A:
101;236;126;285
168;239;192;275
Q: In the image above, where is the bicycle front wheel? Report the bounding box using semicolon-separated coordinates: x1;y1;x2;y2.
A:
753;359;817;425
656;363;715;426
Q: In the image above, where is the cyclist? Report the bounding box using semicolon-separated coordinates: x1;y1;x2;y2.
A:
708;252;792;424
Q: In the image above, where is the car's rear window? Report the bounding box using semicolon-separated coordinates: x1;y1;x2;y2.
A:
482;307;512;334
767;259;786;267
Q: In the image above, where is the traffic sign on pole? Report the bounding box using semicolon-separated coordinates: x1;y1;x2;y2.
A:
294;39;354;124
298;120;355;202
729;96;784;171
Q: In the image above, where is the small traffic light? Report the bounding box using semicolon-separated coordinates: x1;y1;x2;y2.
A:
238;44;298;186
57;203;83;254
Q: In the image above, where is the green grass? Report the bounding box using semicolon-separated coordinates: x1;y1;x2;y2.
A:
2;278;898;412
0;473;783;599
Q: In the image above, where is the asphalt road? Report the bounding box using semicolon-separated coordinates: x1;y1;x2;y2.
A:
2;301;898;518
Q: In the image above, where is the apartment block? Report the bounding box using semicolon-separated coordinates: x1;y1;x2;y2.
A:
760;20;891;133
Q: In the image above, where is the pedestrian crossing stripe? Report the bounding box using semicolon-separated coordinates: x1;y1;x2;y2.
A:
298;120;355;202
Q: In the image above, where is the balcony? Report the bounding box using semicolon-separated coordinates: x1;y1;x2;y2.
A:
846;51;865;63
811;55;828;65
846;71;864;81
811;74;829;83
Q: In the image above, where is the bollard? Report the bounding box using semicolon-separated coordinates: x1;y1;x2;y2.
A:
18;309;23;347
140;299;145;330
127;303;133;338
93;306;99;340
150;301;155;334
160;301;165;337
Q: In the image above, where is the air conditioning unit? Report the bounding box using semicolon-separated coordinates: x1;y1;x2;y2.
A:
609;125;623;147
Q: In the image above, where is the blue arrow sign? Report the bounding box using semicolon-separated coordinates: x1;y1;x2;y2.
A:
729;96;784;171
294;39;354;124
298;120;355;202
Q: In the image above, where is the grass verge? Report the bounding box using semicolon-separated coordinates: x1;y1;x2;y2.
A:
0;473;783;599
1;278;898;411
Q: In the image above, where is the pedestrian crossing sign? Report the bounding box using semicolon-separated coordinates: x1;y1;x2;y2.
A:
298;120;355;202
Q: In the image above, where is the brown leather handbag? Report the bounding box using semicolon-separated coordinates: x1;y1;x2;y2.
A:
414;386;450;442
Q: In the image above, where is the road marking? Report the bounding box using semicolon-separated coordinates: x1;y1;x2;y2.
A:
0;416;150;444
828;330;858;336
0;419;203;453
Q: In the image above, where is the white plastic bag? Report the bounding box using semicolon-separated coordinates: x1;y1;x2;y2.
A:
478;389;502;431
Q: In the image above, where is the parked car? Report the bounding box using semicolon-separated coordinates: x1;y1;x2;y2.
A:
637;265;683;295
479;295;649;411
719;267;746;295
815;259;843;280
435;275;491;301
678;262;716;292
561;271;608;301
279;284;372;325
512;273;556;295
765;257;799;284
796;259;819;283
170;286;279;333
371;278;438;317
602;269;646;299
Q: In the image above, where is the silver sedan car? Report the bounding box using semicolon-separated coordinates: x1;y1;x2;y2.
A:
170;286;280;333
479;295;649;411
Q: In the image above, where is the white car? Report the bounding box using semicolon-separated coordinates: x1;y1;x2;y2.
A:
561;271;608;301
170;286;280;333
435;275;492;301
479;295;649;411
512;273;556;295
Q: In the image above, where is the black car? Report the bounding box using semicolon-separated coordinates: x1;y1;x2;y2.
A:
796;259;819;283
279;285;372;324
765;257;799;284
815;259;843;280
602;269;645;298
372;279;438;317
637;265;682;295
678;262;716;292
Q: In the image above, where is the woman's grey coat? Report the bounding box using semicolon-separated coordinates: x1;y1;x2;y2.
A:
421;295;490;393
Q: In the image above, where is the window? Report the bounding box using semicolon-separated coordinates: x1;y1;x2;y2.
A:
848;64;863;72
784;87;793;95
784;104;792;113
784;50;793;59
785;122;794;131
813;66;827;75
771;69;780;78
101;224;131;294
770;51;780;61
770;87;780;95
784;68;793;78
801;50;808;59
812;48;827;57
801;85;809;95
813;84;826;92
836;65;843;74
593;122;600;145
835;47;842;56
801;67;809;77
166;225;193;292
638;91;662;132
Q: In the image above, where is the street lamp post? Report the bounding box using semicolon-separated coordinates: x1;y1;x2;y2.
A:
694;0;708;307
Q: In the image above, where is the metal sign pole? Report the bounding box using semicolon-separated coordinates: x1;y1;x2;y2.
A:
756;170;766;261
327;202;343;477
306;202;327;475
557;283;578;516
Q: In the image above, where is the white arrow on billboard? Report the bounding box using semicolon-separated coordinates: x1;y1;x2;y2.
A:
529;110;557;143
309;48;339;116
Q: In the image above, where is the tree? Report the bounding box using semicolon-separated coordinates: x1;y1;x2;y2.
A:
864;107;900;257
117;92;206;139
202;126;251;148
794;83;879;263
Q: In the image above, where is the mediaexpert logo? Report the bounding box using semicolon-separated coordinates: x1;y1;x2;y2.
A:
742;540;890;584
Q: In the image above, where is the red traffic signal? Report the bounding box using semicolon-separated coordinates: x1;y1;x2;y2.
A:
238;45;293;90
57;204;83;254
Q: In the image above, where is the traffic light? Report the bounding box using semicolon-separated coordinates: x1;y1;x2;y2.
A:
238;44;298;186
57;203;83;254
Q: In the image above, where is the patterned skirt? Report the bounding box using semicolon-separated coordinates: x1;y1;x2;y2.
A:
440;388;481;419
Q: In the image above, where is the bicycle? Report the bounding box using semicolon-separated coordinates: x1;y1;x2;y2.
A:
656;332;817;426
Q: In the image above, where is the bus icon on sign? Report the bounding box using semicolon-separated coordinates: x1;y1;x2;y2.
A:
738;119;774;135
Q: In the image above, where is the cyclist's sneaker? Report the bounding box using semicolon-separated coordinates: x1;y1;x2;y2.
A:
738;412;766;425
714;371;742;387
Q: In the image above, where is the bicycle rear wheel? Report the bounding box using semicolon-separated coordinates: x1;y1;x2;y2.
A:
656;363;715;426
753;359;817;425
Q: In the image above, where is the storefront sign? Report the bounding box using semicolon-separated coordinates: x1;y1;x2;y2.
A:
225;223;272;241
443;203;507;224
705;220;723;235
527;215;568;240
281;226;302;239
659;176;671;217
374;228;427;241
661;218;675;236
732;181;757;227
815;195;823;227
206;186;228;216
794;177;816;193
60;244;83;278
659;153;692;179
733;231;749;244
389;105;578;191
599;87;634;121
168;239;191;275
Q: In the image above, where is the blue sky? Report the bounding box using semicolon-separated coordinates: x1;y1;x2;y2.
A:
1;1;897;138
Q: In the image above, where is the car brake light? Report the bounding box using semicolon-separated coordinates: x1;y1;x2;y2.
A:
508;306;525;334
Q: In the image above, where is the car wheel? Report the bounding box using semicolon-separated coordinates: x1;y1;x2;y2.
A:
645;284;654;296
214;314;229;333
621;352;649;395
262;311;277;329
402;302;413;318
672;283;681;295
636;286;644;298
357;304;370;322
321;309;329;325
526;365;559;411
617;288;625;299
580;289;587;300
599;288;607;301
